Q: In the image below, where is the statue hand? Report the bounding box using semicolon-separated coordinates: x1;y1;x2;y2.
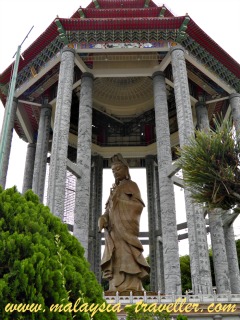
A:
98;216;108;232
103;270;113;280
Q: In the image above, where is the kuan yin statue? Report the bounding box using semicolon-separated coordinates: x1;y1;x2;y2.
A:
98;153;150;292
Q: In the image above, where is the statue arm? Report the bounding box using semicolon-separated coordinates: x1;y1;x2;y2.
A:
121;181;145;207
124;192;145;206
98;200;110;232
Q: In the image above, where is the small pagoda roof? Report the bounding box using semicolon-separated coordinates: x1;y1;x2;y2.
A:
71;7;174;19
86;0;158;9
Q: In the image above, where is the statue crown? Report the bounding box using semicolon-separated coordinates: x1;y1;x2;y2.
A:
110;153;129;168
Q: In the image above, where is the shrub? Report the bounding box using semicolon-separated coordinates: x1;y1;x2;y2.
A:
0;187;117;320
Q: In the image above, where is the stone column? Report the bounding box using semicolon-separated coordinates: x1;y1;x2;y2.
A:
88;155;103;282
195;101;210;132
74;72;94;257
47;47;75;218
145;155;158;291
229;93;240;141
209;210;231;293
171;47;193;141
22;143;36;193
154;163;165;293
153;71;181;294
0;97;18;189
171;47;212;294
32;104;51;202
224;215;240;293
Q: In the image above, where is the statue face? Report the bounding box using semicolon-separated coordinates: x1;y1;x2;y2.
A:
111;163;127;182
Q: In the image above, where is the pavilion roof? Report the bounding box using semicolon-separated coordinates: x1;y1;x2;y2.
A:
0;0;239;99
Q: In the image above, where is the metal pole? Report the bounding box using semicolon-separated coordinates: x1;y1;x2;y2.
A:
0;26;33;184
0;45;21;179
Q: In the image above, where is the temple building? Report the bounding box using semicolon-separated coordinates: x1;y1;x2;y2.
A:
1;0;240;298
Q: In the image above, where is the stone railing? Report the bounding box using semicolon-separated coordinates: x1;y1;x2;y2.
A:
104;291;240;305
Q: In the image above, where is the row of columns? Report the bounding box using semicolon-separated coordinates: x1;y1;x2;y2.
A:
148;47;240;294
0;99;51;200
1;44;240;295
21;104;52;200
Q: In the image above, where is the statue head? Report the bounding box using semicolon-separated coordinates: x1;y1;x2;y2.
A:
110;153;131;184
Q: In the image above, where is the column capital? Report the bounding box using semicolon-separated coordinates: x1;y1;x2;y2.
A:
82;72;94;80
170;45;185;54
28;142;36;148
152;71;165;79
41;103;52;110
229;92;240;101
145;154;156;162
40;104;52;117
62;47;75;55
195;101;207;108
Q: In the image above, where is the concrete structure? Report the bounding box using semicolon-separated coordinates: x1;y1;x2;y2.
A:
0;0;240;298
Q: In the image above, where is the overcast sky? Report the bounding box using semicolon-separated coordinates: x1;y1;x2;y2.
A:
0;0;240;255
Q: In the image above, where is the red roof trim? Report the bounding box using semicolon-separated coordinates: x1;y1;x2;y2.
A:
187;19;240;78
83;8;162;18
71;7;174;19
60;16;184;31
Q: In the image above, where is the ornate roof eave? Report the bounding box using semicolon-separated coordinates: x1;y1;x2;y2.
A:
0;15;239;101
186;19;240;79
58;16;185;31
182;36;240;92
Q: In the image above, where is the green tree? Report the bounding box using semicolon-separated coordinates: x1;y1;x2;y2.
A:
176;315;188;320
0;187;117;320
125;305;170;320
177;118;240;212
179;255;191;293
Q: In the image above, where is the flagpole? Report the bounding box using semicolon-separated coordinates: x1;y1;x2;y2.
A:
0;26;34;187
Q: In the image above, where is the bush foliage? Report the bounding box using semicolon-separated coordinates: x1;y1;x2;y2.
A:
177;118;240;211
0;187;117;320
125;304;170;320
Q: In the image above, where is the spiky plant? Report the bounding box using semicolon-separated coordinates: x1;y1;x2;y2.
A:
177;117;240;212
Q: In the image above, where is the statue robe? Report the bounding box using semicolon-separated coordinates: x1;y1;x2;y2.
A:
101;179;150;292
